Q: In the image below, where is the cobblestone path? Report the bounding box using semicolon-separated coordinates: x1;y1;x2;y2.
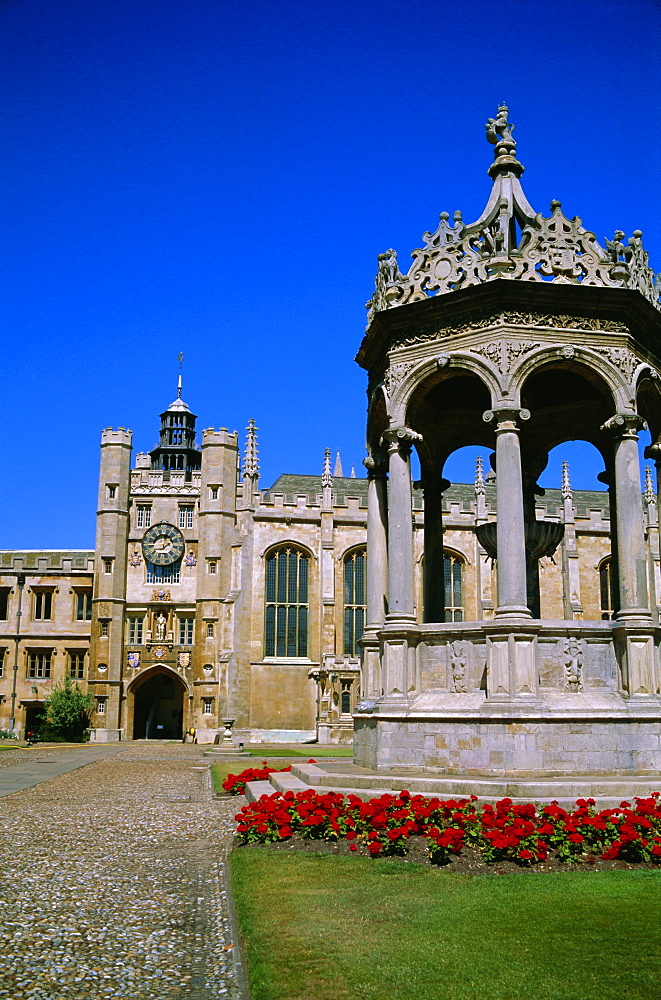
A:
0;744;243;1000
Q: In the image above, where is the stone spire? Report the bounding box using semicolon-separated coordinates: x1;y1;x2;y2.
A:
241;419;259;507
322;448;333;508
350;464;356;478
561;460;574;524
645;465;656;507
322;448;332;488
474;455;487;523
243;419;259;480
334;451;343;477
474;454;485;496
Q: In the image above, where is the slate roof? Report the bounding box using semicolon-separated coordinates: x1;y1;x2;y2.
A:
261;476;611;518
0;551;94;569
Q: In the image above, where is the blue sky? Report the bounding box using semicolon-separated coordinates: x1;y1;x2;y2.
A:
2;0;660;547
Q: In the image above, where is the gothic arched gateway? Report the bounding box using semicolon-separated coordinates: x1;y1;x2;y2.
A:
128;667;188;740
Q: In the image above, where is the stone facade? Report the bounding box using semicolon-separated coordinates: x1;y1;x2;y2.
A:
0;551;94;736
0;428;637;745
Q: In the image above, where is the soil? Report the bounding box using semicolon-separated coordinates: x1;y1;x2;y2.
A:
238;833;660;875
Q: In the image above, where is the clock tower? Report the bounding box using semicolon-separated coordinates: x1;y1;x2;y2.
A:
89;379;240;742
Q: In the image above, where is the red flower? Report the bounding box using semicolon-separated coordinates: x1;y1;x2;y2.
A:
368;842;382;855
349;844;357;851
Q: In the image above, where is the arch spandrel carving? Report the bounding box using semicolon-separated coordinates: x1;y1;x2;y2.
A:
387;352;502;427
508;344;628;412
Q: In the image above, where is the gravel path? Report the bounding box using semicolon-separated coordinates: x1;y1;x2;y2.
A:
0;744;244;1000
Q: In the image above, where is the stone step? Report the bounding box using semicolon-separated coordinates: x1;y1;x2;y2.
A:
268;771;310;795
245;780;275;802
288;763;661;808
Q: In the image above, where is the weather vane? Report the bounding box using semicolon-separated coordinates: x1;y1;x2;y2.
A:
178;351;184;370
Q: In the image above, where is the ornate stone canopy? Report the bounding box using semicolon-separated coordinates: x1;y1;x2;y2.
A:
365;105;660;328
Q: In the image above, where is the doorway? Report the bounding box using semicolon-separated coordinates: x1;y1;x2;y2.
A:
132;669;185;740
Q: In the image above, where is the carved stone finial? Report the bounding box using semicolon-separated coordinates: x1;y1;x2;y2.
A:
485;103;516;157
334;451;344;478
322;447;333;488
561;460;572;501
474;455;485;497
645;466;656;506
243;419;259;480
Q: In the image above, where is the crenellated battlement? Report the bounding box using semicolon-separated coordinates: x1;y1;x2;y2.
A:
202;427;239;446
101;427;133;446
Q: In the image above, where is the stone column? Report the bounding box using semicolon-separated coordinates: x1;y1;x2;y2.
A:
383;426;420;621
560;461;583;620
361;456;388;700
602;414;650;619
483;407;531;620
422;474;448;624
378;426;421;707
603;414;655;699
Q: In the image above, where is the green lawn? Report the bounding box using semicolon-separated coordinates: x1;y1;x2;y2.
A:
230;849;661;1000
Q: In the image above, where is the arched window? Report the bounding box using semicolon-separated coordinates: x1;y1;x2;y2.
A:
599;559;614;620
264;546;309;657
343;549;366;655
443;552;464;622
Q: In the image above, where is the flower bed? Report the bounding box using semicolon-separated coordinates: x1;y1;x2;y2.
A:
233;783;661;866
222;763;292;795
221;759;318;795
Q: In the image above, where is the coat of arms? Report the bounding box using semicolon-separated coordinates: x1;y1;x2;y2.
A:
178;652;191;668
129;549;142;567
127;652;140;669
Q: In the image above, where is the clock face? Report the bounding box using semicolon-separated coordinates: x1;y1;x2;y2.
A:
141;523;185;566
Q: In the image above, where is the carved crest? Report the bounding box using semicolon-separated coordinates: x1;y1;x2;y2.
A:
562;637;583;692
595;347;639;383
384;361;415;396
127;652;140;669
471;339;539;374
450;641;470;693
